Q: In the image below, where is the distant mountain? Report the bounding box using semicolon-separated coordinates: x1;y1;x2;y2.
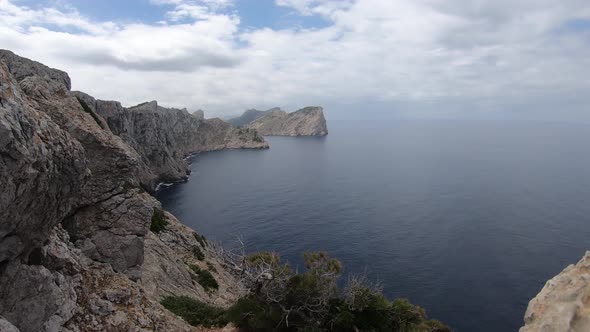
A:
227;108;278;127
246;106;328;136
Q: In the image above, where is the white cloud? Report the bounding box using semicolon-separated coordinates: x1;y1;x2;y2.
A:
0;0;589;120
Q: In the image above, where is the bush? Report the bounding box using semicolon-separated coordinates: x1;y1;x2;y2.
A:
160;296;227;327
224;251;451;332
160;251;450;331
188;264;219;292
192;246;205;261
150;207;168;233
193;232;207;247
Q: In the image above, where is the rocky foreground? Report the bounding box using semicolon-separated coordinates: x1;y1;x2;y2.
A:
520;252;590;331
229;107;328;136
0;49;261;331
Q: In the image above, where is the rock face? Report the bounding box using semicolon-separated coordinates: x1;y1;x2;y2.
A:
245;106;328;136
0;50;247;332
520;252;590;332
72;94;268;191
227;108;271;127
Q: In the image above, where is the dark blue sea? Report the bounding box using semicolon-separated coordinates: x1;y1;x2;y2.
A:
157;119;590;331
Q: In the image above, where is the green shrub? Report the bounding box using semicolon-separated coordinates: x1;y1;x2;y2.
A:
159;251;450;331
192;246;205;261
225;296;283;331
150;207;168;233
193;232;207;247
188;264;219;292
160;296;227;327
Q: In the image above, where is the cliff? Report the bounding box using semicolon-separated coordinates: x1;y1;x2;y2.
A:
227;108;271;127
72;93;268;191
233;106;328;136
0;50;249;331
520;252;590;331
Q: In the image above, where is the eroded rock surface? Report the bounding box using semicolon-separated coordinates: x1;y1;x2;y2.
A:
520;252;590;332
72;93;268;191
245;106;328;136
0;50;245;332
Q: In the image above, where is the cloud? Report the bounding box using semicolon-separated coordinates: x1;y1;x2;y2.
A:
0;0;589;120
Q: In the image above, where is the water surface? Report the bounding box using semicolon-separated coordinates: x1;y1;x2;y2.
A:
157;119;590;331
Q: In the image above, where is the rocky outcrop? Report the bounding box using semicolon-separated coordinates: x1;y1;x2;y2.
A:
520;252;590;332
142;211;244;308
227;108;271;127
0;49;71;89
0;50;246;331
245;106;328;136
72;93;268;191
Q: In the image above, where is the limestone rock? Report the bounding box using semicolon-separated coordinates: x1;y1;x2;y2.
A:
0;50;255;332
227;109;270;127
0;318;20;332
520;251;590;332
0;49;71;90
142;211;245;308
0;61;87;264
192;110;205;120
246;106;328;136
72;94;268;191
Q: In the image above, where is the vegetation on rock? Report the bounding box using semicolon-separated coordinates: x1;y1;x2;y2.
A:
167;251;450;331
150;207;168;233
160;296;227;327
188;264;219;292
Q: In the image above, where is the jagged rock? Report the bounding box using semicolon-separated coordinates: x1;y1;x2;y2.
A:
63;190;159;281
245;106;328;136
72;94;268;191
192;110;205;120
192;118;269;152
142;211;245;307
520;251;590;332
0;50;253;332
0;61;87;264
0;318;20;332
0;49;71;90
227;108;271;127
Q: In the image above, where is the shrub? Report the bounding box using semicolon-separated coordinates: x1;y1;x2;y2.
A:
193;232;207;247
150;207;168;233
160;251;450;331
192;245;205;261
160;296;227;327
188;264;219;292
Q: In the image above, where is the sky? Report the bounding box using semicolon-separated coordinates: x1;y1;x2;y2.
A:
1;0;590;120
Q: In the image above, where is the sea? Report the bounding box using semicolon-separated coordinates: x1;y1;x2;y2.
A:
157;119;590;331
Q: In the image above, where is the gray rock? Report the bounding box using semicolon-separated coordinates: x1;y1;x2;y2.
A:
72;95;269;191
192;109;205;120
0;318;21;332
0;49;71;90
0;50;256;331
227;108;272;127
520;251;590;332
142;211;245;307
246;106;328;136
0;61;87;264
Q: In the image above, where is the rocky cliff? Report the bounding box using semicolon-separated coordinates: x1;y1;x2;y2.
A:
227;109;271;127
234;106;328;136
0;50;250;332
72;93;268;192
520;252;590;332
